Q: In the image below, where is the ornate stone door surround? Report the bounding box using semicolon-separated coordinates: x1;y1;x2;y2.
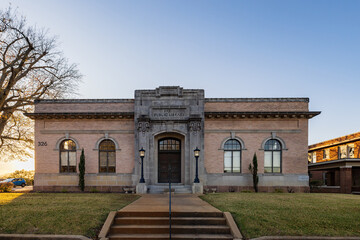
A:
134;87;204;192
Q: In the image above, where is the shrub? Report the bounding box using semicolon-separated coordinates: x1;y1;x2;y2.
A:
241;190;253;193
0;182;14;192
248;153;259;192
79;149;85;191
90;188;99;193
287;187;295;193
310;180;323;187
274;188;284;193
310;180;323;190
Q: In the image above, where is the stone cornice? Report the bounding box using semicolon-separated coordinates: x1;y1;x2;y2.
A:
24;112;134;120
34;99;134;104
205;98;310;102
205;111;320;119
24;111;320;120
33;97;310;104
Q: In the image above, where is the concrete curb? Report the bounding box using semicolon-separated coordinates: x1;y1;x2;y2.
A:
0;234;91;240
98;211;117;240
223;212;243;239
251;237;360;240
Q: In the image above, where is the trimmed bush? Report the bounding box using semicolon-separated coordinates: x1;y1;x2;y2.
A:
79;149;85;191
0;182;14;192
248;153;259;192
274;188;284;193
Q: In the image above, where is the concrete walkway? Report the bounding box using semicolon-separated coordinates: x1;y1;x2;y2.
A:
12;186;33;193
120;194;221;213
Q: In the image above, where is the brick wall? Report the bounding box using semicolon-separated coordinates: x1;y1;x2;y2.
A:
204;118;308;174
35;119;135;175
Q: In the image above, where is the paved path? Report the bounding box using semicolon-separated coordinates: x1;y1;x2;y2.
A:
12;186;33;192
120;194;221;213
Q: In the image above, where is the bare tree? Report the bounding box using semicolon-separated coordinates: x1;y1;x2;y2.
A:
0;7;81;161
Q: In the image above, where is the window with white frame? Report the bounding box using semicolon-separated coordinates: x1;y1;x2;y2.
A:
60;139;77;173
348;144;355;158
223;139;241;173
99;140;116;173
339;145;347;159
264;139;282;173
312;152;317;163
308;153;312;163
323;149;329;160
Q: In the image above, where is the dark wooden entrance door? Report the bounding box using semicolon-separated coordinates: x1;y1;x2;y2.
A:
158;138;181;183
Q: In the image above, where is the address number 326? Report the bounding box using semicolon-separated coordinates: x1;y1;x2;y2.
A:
38;142;47;146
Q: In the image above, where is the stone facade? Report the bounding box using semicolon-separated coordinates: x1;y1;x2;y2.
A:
26;86;320;193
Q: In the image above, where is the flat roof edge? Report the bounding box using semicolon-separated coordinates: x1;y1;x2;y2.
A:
309;132;360;150
34;97;310;104
34;99;135;104
205;98;310;102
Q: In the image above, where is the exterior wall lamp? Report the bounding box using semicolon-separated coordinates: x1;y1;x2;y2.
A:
194;147;200;183
139;147;145;183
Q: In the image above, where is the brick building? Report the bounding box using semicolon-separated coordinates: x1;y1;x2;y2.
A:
308;132;360;194
25;86;320;193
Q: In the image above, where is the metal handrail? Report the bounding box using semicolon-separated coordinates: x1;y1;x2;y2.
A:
168;163;172;240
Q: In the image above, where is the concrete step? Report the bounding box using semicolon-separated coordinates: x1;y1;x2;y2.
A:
109;211;233;239
110;224;230;234
115;216;227;225
148;185;192;194
108;233;234;240
117;211;224;218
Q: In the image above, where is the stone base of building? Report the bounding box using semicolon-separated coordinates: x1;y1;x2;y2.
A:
33;185;136;193
310;186;341;193
34;185;309;193
34;173;133;189
204;185;310;193
34;173;310;193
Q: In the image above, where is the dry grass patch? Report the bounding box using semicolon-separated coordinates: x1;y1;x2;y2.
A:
0;193;139;238
200;193;360;239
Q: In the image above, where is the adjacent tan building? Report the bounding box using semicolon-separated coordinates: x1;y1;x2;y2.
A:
309;132;360;194
25;86;320;193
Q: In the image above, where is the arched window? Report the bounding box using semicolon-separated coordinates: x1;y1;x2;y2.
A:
60;139;77;173
264;139;282;173
159;138;181;151
224;139;241;173
99;140;116;173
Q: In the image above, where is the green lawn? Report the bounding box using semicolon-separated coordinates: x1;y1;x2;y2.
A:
0;193;139;238
200;193;360;239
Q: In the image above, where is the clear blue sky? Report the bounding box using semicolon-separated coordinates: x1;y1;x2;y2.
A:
1;0;360;145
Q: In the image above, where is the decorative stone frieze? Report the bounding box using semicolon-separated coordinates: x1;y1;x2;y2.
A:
188;121;202;133
137;121;151;135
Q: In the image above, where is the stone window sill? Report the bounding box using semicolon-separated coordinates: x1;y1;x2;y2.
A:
262;173;283;176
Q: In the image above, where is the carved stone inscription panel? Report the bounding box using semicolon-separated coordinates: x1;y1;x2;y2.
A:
150;107;189;120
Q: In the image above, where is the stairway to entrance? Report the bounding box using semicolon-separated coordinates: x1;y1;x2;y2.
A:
107;211;233;239
98;194;242;240
148;184;192;194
